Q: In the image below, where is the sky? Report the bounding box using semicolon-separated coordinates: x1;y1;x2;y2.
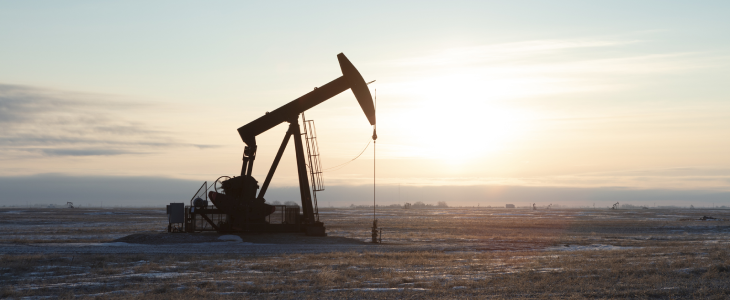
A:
1;1;729;207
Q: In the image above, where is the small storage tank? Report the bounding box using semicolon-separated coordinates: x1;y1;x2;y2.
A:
166;203;185;232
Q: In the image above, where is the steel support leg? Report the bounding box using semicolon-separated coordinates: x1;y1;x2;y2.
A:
291;119;315;224
257;126;294;200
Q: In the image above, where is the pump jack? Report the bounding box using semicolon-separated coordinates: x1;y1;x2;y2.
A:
185;53;376;236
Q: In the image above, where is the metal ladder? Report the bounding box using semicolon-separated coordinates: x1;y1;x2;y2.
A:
302;114;324;221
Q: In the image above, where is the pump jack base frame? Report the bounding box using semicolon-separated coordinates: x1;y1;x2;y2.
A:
305;224;327;236
184;207;326;236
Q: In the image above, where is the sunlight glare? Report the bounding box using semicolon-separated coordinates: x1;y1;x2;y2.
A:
387;74;537;165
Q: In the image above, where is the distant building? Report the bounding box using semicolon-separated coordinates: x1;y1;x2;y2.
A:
505;204;515;208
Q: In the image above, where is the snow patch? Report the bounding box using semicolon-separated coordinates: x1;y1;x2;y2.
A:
328;288;430;292
101;242;134;246
546;244;638;251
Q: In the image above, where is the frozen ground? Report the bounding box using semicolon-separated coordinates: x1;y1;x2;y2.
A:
1;207;729;298
2;207;728;255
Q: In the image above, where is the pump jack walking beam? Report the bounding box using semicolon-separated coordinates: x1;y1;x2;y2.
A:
237;54;375;146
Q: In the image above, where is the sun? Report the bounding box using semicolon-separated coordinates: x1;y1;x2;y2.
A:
386;100;533;165
384;74;536;165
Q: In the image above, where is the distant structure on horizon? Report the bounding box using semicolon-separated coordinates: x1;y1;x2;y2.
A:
505;204;515;208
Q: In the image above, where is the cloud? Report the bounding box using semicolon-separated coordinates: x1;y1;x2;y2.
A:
0;83;216;157
0;174;200;206
34;148;143;156
387;39;638;67
379;38;723;103
574;167;730;177
318;166;730;192
0;83;136;125
386;38;714;73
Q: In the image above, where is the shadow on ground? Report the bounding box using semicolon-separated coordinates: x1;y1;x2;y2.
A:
113;232;369;245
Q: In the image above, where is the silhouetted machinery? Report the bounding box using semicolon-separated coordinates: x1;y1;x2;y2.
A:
174;53;375;236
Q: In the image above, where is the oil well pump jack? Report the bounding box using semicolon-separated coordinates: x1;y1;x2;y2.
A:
175;53;376;236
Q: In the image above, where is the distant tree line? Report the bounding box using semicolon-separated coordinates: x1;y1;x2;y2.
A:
349;204;407;208
269;200;300;207
407;201;449;208
347;201;449;209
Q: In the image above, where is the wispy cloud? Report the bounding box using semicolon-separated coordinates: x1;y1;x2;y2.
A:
367;37;730;167
380;38;724;102
0;84;217;157
328;174;730;192
388;39;639;67
386;38;718;72
34;148;143;156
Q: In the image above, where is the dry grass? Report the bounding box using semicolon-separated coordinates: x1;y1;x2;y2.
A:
2;247;729;299
0;207;165;243
1;207;730;298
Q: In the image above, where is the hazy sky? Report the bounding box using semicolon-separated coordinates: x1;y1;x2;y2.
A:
1;1;729;206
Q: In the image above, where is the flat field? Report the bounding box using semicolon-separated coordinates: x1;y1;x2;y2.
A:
1;207;729;299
